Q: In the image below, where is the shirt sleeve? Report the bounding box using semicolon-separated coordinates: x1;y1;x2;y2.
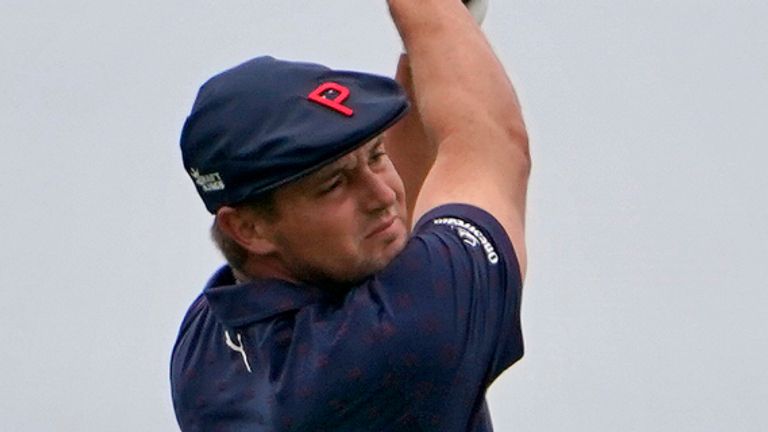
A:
376;203;525;385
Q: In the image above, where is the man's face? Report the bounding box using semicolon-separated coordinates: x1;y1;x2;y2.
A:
263;137;408;285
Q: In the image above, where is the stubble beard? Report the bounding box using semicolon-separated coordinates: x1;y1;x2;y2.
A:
284;225;408;289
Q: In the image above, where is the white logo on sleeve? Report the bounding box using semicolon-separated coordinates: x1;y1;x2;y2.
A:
190;169;225;192
433;217;499;264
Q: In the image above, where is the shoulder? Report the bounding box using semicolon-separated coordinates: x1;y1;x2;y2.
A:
170;266;237;391
401;203;521;285
170;293;222;378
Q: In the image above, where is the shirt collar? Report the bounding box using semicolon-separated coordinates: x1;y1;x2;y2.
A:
203;265;336;328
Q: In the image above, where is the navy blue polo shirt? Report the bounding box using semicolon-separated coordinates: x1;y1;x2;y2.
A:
170;204;524;431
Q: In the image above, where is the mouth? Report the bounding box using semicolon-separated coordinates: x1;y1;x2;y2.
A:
365;216;397;239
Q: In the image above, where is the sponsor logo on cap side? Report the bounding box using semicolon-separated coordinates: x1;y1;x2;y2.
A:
190;169;225;192
433;217;499;264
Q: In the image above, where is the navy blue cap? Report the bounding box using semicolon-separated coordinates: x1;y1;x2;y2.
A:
180;56;410;213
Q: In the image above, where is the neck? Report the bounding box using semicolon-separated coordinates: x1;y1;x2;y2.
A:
234;255;299;285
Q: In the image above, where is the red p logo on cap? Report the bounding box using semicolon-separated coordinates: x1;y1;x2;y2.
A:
307;82;354;117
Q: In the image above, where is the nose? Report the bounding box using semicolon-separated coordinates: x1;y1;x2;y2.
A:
360;170;396;213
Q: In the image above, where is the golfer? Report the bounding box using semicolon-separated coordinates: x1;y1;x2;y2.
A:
171;0;530;430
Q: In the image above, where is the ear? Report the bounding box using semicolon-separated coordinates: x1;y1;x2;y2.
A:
215;206;279;256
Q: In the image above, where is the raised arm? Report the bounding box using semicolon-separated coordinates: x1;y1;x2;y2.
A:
383;54;435;228
387;0;531;279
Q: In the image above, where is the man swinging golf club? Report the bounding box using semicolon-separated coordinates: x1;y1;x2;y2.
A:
171;0;530;430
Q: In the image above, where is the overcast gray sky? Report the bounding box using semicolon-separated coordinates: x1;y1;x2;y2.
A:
1;1;766;431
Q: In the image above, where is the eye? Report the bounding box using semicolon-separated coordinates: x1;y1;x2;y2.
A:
369;149;387;166
319;175;344;194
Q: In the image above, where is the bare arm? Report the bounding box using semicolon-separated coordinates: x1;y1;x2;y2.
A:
387;0;531;279
384;54;435;228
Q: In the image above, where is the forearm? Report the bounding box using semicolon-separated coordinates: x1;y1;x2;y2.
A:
386;0;526;149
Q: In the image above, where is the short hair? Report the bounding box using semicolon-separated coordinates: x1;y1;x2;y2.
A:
210;190;279;272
